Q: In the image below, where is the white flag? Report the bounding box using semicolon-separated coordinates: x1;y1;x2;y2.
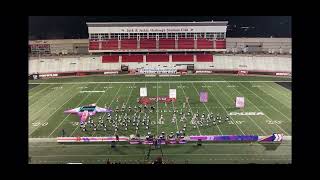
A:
169;89;176;99
140;87;147;97
236;97;245;108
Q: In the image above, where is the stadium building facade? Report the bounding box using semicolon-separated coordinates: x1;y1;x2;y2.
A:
28;21;291;77
86;22;227;74
87;21;227;52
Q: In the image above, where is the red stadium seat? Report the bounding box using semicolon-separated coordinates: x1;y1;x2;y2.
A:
215;40;226;49
121;39;137;49
121;55;143;62
101;40;118;50
102;55;119;63
177;38;195;49
89;41;99;50
196;54;213;62
159;39;175;49
140;39;156;49
146;54;169;62
197;39;213;49
172;54;194;62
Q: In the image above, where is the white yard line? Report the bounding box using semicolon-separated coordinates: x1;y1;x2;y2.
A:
156;82;159;135
112;84;134;136
125;83;135;105
268;82;292;95
192;82;232;135
238;82;291;122
256;84;291;109
105;84;124;136
169;82;179;131
213;83;268;136
263;82;291;98
121;83;135;136
262;82;291;105
29;87;83;136
227;82;290;135
48;84;101;137
136;82;147;135
179;82;201;135
29;84;53;99
29;84;76;120
29;80;292;85
29;85;65;109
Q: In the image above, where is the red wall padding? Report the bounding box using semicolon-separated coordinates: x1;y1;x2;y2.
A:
215;40;226;49
146;54;169;62
178;38;194;49
121;39;137;49
196;54;214;62
102;55;119;63
197;39;213;49
121;55;143;62
76;72;87;76
172;54;194;62
159;39;175;49
140;39;156;49
101;40;118;50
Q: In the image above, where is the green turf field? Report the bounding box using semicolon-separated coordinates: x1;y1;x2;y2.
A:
28;74;292;164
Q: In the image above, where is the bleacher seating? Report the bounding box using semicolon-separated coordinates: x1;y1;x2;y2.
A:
140;39;156;49
121;55;143;62
177;38;194;49
215;40;226;49
101;40;118;50
89;38;226;50
196;54;213;62
120;39;137;49
172;54;194;62
102;55;119;63
146;54;169;62
159;39;175;49
89;41;99;50
197;39;213;49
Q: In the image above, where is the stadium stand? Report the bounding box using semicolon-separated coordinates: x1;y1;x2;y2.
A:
89;41;99;50
215;40;226;49
146;54;169;62
120;39;137;49
196;54;214;62
172;54;194;62
29;22;291;77
177;38;195;49
140;39;157;49
101;40;118;50
159;39;175;49
197;39;213;49
102;55;119;63
121;55;143;62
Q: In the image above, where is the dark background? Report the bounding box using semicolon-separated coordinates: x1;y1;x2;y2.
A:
29;16;291;40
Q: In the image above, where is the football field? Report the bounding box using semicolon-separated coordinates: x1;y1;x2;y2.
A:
28;75;292;164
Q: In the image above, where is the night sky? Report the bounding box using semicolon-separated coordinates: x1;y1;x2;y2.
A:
29;16;291;40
